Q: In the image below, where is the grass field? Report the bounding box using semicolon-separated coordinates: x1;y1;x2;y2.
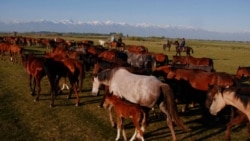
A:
0;35;250;141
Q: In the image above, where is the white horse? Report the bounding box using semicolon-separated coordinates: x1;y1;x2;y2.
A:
91;67;190;141
209;86;250;121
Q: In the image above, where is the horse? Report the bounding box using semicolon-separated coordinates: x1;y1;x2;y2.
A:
91;67;190;141
0;42;10;61
125;51;156;69
21;53;46;102
103;93;148;141
172;56;215;72
43;57;85;107
207;85;250;140
166;68;237;113
9;44;24;64
167;69;236;91
163;40;171;51
150;52;169;66
236;66;250;82
174;41;194;56
125;45;148;54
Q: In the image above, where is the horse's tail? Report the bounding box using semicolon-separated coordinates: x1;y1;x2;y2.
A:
160;84;190;132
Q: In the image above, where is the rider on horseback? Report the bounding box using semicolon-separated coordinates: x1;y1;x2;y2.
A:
180;38;185;51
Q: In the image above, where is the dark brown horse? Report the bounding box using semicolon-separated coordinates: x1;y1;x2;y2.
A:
163;40;172;51
43;56;85;107
174;41;194;56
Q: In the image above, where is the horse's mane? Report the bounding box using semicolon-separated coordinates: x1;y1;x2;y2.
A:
224;87;250;108
97;67;121;82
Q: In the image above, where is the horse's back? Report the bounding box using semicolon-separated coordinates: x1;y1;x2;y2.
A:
110;68;162;107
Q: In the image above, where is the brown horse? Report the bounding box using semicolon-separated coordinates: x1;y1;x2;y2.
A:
0;42;10;61
236;66;250;82
9;44;24;64
163;40;172;51
22;53;46;102
150;52;169;66
172;56;214;71
103;93;148;141
125;45;148;54
167;69;236;91
174;41;194;56
43;56;85;107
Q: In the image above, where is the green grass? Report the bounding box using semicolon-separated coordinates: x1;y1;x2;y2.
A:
0;35;250;141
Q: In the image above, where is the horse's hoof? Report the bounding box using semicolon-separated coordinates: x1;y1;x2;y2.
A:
50;104;54;108
75;103;79;106
33;99;38;102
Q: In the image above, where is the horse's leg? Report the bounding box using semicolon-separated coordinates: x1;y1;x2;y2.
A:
34;76;41;102
121;118;127;141
108;105;115;127
29;75;35;95
78;67;84;93
225;111;248;141
159;103;177;141
130;119;144;141
68;77;80;106
115;117;123;141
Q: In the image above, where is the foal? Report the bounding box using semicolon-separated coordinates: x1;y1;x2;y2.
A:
103;93;148;141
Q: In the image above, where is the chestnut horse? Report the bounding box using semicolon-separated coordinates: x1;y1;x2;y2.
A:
9;44;24;64
125;45;148;54
103;93;148;141
163;40;172;51
236;66;250;82
172;56;214;72
0;42;10;61
22;53;46;102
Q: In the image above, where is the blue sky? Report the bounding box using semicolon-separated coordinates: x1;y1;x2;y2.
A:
1;0;250;33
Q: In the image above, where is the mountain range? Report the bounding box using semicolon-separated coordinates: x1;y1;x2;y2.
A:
0;19;250;41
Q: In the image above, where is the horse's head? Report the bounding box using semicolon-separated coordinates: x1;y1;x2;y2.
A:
209;87;226;116
91;76;101;96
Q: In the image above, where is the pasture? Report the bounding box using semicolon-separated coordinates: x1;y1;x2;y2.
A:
0;34;250;141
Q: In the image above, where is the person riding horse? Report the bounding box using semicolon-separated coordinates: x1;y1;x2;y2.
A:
180;38;185;51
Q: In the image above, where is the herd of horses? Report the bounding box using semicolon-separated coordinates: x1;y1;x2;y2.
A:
1;35;250;141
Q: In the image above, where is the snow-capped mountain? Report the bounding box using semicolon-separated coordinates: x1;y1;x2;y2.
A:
0;20;249;41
